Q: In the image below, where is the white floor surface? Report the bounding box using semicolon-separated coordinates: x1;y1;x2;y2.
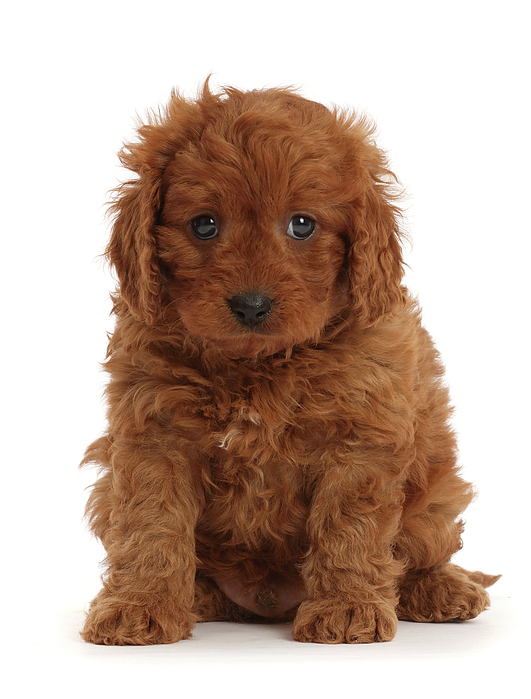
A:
8;584;526;699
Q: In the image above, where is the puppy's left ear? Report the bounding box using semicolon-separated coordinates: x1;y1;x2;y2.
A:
346;155;406;328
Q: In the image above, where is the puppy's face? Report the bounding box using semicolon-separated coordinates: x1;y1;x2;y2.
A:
158;122;352;357
159;210;347;358
108;86;404;354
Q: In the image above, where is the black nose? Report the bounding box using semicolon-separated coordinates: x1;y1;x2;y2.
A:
229;293;273;329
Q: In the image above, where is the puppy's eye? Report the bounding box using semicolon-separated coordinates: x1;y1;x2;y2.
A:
190;215;219;240
287;215;316;240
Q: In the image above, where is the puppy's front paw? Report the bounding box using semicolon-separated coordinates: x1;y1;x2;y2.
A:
81;590;195;645
292;598;397;644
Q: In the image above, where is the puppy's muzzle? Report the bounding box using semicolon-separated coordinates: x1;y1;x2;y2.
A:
229;293;273;330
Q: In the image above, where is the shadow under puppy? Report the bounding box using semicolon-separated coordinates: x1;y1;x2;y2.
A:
81;82;499;645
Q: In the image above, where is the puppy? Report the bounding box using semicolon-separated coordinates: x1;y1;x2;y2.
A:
81;82;498;645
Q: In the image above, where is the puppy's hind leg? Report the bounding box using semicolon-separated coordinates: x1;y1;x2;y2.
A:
394;458;498;623
395;334;500;623
397;563;499;622
394;428;499;622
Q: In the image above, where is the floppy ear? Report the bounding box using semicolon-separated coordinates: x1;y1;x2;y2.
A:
347;161;406;329
106;149;162;326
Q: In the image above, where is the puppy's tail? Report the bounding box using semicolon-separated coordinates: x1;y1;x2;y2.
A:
455;565;501;588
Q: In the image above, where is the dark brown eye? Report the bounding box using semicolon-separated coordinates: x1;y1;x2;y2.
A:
190;215;218;240
287;215;315;240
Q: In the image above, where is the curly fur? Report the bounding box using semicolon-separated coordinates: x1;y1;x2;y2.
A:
81;82;499;645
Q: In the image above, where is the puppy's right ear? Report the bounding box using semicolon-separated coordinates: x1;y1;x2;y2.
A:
106;147;162;325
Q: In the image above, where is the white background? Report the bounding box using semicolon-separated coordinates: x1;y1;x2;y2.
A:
2;0;529;695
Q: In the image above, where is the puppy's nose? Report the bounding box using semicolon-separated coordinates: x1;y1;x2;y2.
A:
229;293;272;329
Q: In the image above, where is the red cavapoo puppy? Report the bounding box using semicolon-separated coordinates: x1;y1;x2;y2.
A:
81;82;498;645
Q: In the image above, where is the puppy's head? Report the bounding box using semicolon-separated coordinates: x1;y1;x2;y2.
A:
107;82;405;357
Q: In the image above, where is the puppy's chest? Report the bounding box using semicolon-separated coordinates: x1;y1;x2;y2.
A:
203;369;340;477
214;403;281;455
199;394;310;540
210;400;298;482
206;371;302;459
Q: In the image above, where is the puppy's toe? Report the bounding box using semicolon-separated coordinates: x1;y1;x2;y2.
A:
293;598;397;644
